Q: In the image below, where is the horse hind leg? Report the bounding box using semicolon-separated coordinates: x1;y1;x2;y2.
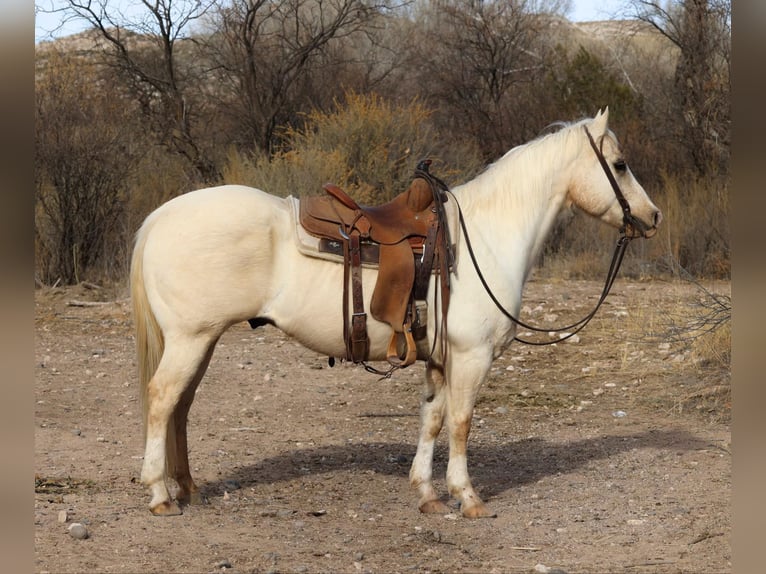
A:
141;334;217;516
410;362;451;514
168;342;217;508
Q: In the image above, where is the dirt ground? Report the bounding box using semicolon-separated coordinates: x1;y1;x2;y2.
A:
34;278;730;574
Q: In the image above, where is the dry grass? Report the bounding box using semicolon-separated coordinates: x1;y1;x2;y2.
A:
619;278;731;422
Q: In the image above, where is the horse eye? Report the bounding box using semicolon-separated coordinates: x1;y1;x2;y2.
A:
614;159;627;172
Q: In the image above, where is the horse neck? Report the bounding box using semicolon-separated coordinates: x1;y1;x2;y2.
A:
453;129;579;280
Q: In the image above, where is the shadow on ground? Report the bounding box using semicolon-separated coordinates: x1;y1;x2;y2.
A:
206;428;708;500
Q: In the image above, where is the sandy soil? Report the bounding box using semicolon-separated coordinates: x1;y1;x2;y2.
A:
34;278;730;574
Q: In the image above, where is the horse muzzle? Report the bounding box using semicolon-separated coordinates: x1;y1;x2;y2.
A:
624;208;662;239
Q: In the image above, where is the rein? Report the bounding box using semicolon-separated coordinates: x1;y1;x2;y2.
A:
451;125;641;346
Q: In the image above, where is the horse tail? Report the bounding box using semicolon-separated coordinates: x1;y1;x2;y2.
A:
130;217;165;449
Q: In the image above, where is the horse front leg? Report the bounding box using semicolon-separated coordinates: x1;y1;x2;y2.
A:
410;362;451;514
445;352;497;518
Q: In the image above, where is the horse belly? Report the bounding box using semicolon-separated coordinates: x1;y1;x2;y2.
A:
263;247;394;360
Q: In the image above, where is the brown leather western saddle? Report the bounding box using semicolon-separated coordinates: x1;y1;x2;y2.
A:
299;161;453;369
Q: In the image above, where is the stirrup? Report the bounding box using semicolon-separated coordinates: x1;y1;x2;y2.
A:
385;328;417;368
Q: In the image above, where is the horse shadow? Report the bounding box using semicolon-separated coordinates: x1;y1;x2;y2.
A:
204;428;708;501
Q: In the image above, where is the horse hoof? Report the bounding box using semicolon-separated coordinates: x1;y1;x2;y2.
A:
419;499;452;514
461;503;497;519
150;500;183;516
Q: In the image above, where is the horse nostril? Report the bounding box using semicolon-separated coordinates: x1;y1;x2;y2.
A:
654;210;663;227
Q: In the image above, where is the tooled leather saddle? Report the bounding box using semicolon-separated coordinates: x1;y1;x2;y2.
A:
299;161;454;369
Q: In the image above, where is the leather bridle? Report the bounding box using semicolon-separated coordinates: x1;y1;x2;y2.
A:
583;125;652;239
452;124;650;345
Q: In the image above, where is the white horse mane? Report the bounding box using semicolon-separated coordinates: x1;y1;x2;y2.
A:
453;118;588;218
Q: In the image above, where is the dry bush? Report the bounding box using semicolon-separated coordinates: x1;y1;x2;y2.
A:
128;149;206;223
222;92;484;201
35;49;142;285
222;146;352;199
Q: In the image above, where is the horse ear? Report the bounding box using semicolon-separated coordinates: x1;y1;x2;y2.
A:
591;107;610;137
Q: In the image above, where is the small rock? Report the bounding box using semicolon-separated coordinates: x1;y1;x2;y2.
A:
353;552;365;561
564;334;580;344
223;479;241;491
627;518;646;525
68;522;88;540
612;410;628;418
57;510;69;523
214;559;232;569
494;406;509;415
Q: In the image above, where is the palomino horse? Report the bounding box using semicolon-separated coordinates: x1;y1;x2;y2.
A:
131;109;661;518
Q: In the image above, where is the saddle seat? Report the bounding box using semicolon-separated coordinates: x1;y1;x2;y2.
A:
299;175;441;367
300;178;435;245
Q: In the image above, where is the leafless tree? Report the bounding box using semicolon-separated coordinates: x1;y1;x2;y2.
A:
627;0;730;175
203;0;406;154
409;0;564;158
59;0;220;181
